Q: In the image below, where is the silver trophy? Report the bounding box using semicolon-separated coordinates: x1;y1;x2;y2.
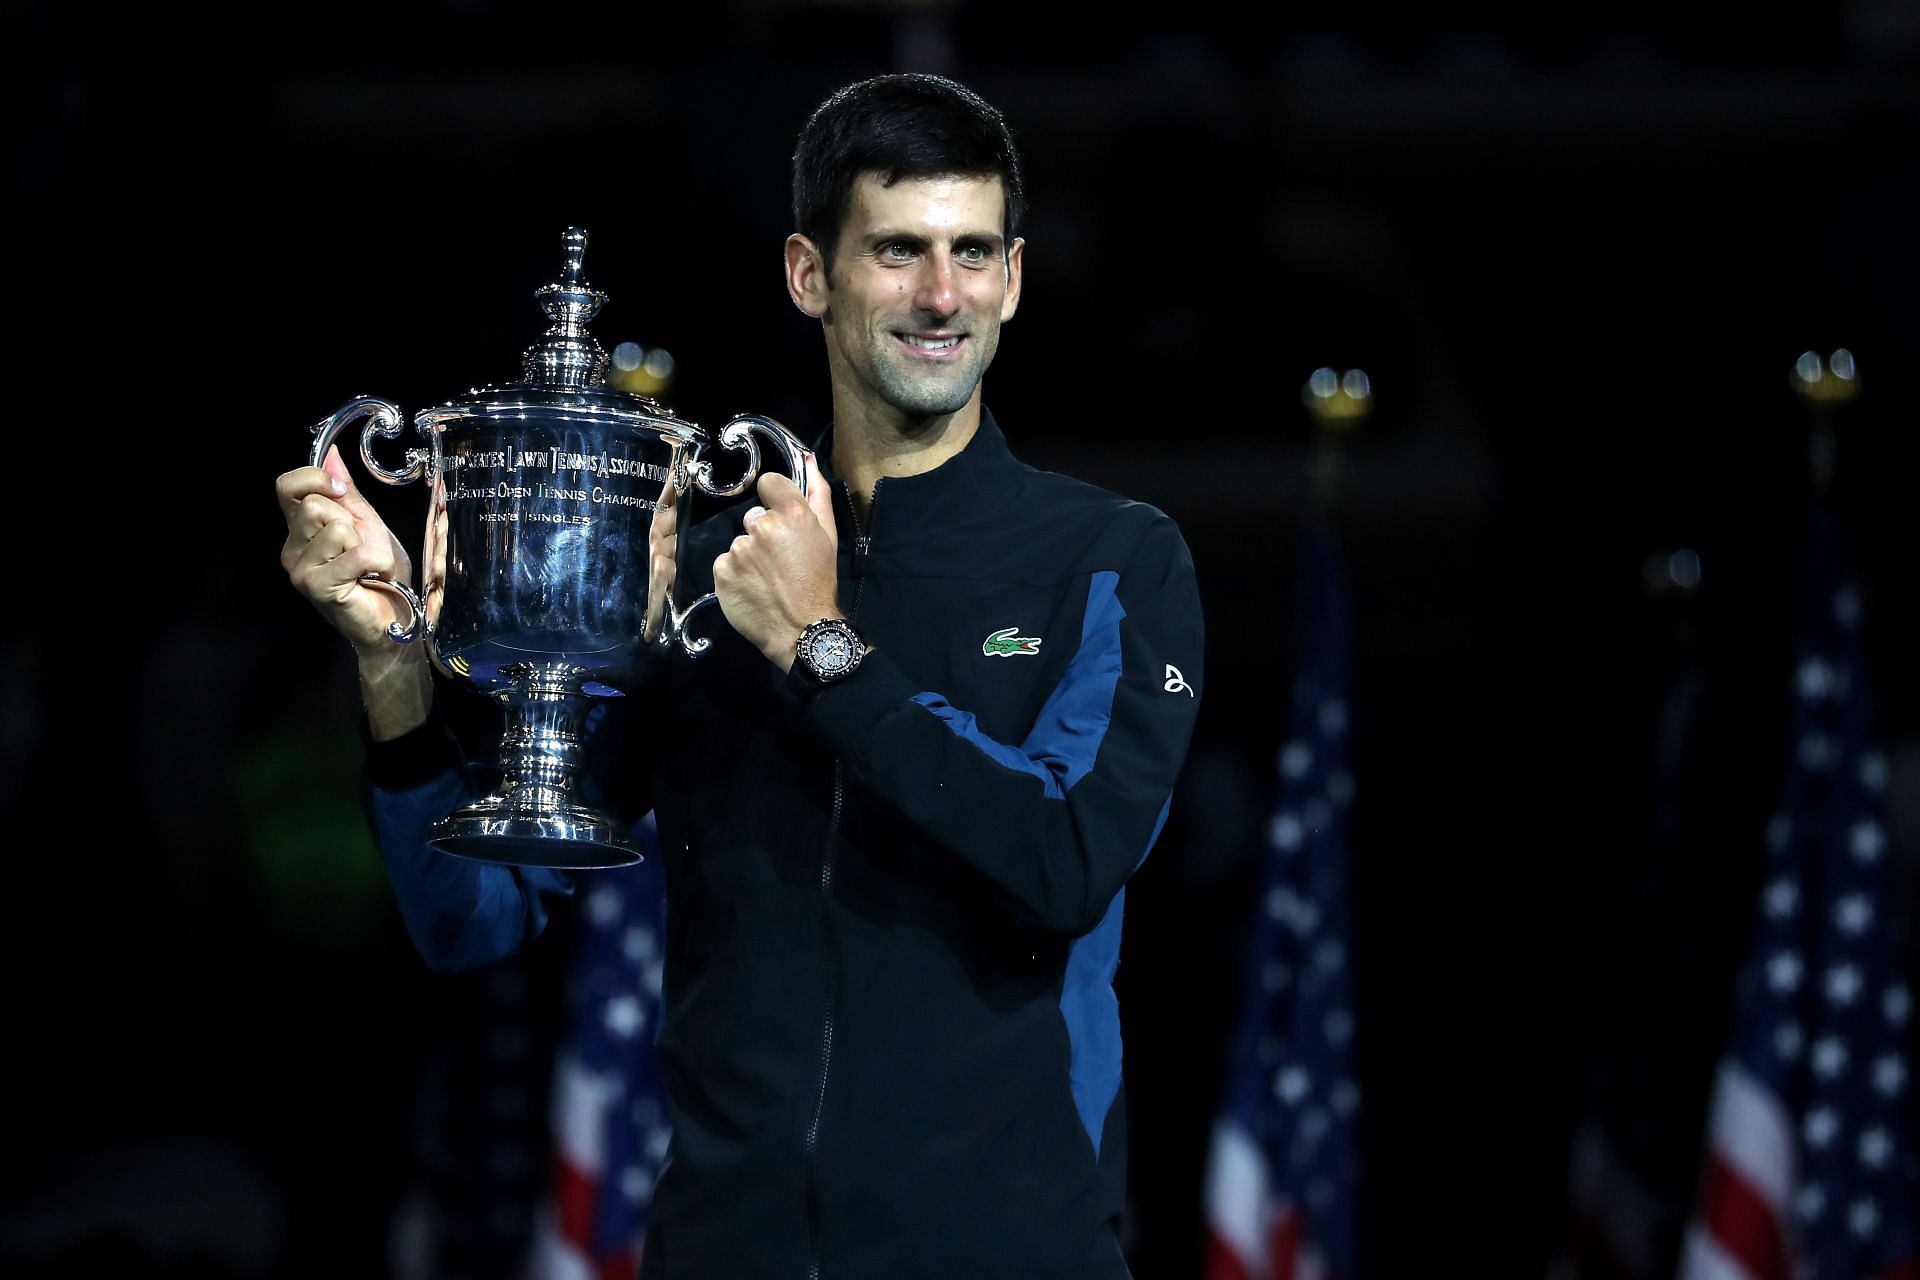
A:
308;228;805;869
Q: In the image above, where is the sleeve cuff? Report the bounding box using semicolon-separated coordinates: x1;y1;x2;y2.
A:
800;647;921;759
361;707;464;791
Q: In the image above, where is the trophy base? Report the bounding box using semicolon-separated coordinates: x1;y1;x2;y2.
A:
428;800;643;869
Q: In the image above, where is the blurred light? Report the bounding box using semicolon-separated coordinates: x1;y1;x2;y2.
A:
1301;367;1373;428
1791;348;1860;405
1642;547;1703;594
610;343;675;398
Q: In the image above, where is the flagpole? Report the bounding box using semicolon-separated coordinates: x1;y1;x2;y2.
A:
1677;343;1918;1280
1201;369;1369;1280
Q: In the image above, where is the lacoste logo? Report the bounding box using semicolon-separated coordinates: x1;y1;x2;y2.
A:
1164;664;1194;696
983;626;1043;657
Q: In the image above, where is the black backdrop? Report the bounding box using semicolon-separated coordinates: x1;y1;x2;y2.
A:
7;2;1918;1276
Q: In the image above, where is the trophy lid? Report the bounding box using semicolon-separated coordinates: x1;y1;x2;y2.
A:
419;228;700;438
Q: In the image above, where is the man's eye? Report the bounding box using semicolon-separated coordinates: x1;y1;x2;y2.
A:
880;244;914;262
958;246;988;265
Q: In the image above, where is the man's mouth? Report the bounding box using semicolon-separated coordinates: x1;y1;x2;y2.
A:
895;333;965;357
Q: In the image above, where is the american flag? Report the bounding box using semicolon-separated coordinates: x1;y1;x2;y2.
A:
1203;523;1361;1280
530;816;672;1280
1679;507;1917;1280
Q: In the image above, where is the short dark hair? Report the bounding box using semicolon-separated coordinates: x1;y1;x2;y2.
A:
792;73;1025;272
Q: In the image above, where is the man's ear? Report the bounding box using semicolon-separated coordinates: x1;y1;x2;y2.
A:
786;234;830;318
999;236;1025;324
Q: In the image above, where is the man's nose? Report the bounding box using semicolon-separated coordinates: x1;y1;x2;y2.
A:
914;255;959;318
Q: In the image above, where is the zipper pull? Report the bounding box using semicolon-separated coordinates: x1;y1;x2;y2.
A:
852;480;880;577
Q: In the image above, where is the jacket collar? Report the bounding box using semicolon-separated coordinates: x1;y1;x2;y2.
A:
812;408;1016;539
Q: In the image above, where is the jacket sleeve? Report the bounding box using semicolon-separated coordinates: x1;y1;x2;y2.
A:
801;516;1203;937
359;693;647;972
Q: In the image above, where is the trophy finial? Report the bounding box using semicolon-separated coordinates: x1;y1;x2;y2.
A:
523;227;610;387
562;227;588;286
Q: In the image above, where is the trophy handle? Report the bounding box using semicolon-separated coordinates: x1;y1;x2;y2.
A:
661;592;718;657
686;413;809;500
670;413;810;657
306;396;432;645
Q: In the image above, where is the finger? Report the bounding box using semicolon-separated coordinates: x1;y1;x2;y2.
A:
298;517;363;573
650;487;678;539
756;470;806;513
304;514;398;581
280;495;355;573
294;492;353;542
802;452;837;549
323;444;392;528
644;548;672;638
742;504;768;533
325;540;398;588
276;464;347;525
429;500;449;584
291;524;362;597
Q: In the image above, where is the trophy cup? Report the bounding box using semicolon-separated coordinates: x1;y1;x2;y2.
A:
307;228;806;869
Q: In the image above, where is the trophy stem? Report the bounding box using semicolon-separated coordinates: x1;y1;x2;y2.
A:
427;662;641;868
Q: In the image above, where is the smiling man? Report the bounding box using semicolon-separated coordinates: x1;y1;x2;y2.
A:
278;73;1202;1279
800;168;1019;422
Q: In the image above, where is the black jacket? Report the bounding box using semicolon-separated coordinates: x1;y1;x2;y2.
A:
366;411;1204;1278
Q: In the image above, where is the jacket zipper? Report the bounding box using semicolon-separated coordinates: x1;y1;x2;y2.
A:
804;477;882;1280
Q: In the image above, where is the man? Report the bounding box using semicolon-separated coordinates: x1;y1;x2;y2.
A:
277;73;1203;1278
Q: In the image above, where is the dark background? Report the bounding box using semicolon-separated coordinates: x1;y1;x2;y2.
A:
5;1;1918;1276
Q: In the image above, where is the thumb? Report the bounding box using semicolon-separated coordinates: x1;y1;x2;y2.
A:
322;443;353;492
324;443;384;525
803;452;837;551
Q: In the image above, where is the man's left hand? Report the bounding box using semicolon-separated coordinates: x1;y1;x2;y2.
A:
713;452;841;672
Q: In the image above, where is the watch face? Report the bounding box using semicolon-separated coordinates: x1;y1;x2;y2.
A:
803;621;862;680
814;632;853;673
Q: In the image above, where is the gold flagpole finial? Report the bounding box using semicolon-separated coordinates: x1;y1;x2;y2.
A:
1303;368;1371;516
1791;349;1856;497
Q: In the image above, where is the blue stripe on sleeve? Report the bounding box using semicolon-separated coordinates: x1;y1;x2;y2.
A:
1059;794;1173;1155
909;571;1126;796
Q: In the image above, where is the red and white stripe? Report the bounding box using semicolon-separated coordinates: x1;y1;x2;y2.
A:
1679;1060;1794;1280
528;1053;639;1280
1202;1120;1323;1280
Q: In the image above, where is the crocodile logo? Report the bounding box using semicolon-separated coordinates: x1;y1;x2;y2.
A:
983;626;1043;658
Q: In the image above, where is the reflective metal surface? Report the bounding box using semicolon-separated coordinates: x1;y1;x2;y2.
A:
304;228;806;867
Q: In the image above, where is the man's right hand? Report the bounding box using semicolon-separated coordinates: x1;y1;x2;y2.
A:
276;445;437;740
276;445;422;652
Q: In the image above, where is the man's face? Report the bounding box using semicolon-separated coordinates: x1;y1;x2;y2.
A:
796;172;1024;424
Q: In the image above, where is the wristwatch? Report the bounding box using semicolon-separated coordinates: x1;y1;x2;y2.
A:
794;617;870;686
